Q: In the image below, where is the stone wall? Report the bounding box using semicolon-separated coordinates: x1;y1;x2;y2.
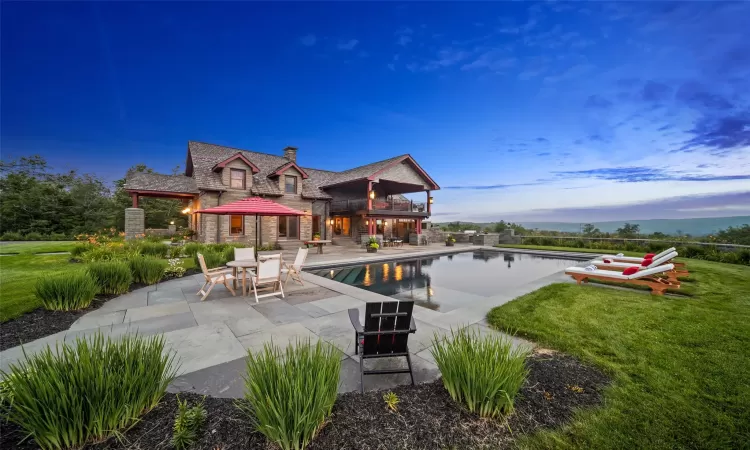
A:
497;229;521;244
472;233;500;246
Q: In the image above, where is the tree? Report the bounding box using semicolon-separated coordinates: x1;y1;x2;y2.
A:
582;223;601;236
493;220;508;232
0;155;112;235
616;223;640;238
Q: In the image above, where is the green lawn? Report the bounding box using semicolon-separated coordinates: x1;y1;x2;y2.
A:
0;241;77;254
487;259;750;448
0;242;195;322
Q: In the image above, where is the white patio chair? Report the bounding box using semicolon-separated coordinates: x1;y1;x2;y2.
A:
234;247;256;261
196;253;236;301
282;247;309;286
250;254;284;303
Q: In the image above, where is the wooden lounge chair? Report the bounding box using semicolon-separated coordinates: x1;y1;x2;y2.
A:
234;247;256;261
348;301;417;393
601;247;685;268
197;253;236;301
591;251;688;282
281;247;309;286
249;254;284;303
566;263;680;295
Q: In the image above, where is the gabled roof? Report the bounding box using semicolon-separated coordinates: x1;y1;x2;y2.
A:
124;171;199;194
211;152;260;173
321;154;440;190
179;141;438;199
268;161;309;179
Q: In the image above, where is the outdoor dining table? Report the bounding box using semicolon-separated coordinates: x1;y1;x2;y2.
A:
304;239;332;254
226;260;257;296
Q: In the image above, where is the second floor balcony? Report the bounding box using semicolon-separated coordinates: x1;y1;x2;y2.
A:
331;197;428;215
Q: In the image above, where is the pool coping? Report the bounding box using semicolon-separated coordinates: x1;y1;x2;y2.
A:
304;245;593;271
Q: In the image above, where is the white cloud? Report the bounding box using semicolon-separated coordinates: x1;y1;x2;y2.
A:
395;27;414;46
337;39;359;50
461;51;516;72
299;34;317;46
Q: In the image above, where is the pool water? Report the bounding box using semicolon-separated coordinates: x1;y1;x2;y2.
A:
307;250;576;312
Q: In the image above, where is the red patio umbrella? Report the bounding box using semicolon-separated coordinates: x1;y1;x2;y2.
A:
196;197;305;249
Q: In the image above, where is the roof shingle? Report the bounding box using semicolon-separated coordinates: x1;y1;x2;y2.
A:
123;172;199;194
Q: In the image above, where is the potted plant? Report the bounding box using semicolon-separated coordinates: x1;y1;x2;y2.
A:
445;234;456;246
366;237;379;253
313;233;321;241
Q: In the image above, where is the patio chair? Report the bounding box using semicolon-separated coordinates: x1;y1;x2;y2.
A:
196;253;236;301
281;247;309;286
249;254;284;303
565;263;680;295
234;247;256;261
591;251;688;281
349;300;417;393
601;247;678;264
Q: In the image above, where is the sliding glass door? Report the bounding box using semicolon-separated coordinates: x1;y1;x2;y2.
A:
278;216;299;239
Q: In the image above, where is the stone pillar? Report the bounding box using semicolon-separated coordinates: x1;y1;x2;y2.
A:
124;208;145;240
168;224;176;234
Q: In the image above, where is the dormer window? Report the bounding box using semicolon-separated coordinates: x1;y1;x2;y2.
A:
285;175;297;194
230;169;246;189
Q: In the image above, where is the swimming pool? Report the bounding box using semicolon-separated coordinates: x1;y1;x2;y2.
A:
306;250;577;312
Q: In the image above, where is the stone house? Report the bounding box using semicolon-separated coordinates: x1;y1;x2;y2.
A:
123;141;440;246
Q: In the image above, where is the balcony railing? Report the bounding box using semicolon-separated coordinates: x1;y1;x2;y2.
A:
331;198;427;214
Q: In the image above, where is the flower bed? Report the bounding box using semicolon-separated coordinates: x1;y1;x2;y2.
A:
0;352;609;449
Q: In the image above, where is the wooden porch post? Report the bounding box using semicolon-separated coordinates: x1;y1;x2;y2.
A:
131;193;139;208
427;190;431;215
416;219;422;234
367;181;373;210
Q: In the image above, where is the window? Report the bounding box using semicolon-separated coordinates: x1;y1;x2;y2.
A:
230;215;243;235
285;175;297;194
230;169;245;189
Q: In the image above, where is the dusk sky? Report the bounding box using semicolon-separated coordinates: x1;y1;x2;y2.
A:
2;1;749;222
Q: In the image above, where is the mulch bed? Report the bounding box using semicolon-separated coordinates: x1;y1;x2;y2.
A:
0;269;201;352
0;295;114;352
1;351;610;450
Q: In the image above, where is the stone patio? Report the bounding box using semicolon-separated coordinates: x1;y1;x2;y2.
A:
0;245;590;395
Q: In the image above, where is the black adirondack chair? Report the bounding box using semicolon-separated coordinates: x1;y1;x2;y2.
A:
348;300;417;393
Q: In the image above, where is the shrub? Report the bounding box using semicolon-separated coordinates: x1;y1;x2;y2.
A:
183;242;205;258
87;261;132;295
682;245;706;259
25;232;44;241
522;237;540;245
719;251;740;264
164;258;187;278
129;256;167;284
167;245;184;259
736;249;750;265
140;242;169;258
35;272;98;311
81;245;120;263
172;396;207;450
570;239;585;248
194;250;224;270
144;234;166;242
430;327;529;418
0;231;23;241
648;242;668;253
71;243;93;257
239;340;341;450
540;237;556;246
383;391;400;412
1;333;177;450
48;233;69;241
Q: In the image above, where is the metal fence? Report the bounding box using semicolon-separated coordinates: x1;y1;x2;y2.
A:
518;235;750;250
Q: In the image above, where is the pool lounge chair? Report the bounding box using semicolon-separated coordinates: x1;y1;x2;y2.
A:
591;251;688;281
601;247;676;264
565;263;680;295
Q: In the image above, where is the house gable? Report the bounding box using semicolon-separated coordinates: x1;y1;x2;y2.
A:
370;156;439;190
268;161;309;179
220;159;255;190
212;152;260;174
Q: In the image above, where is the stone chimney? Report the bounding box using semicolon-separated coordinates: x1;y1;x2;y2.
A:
283;146;298;162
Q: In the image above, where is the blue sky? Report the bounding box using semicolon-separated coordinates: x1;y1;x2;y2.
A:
2;1;749;222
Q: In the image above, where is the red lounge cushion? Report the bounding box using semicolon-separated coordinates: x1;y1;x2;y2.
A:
641;258;653;267
623;267;639;275
644;253;655;258
603;259;612;263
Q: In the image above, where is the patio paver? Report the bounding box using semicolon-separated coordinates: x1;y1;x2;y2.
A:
163;323;246;375
252;300;312;325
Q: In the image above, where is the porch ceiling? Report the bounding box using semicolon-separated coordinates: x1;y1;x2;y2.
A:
377;179;426;194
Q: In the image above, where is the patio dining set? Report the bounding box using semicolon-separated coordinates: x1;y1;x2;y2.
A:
196;247;309;303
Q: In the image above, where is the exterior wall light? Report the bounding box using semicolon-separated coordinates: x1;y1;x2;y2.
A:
181;207;191;214
170;220;175;225
429;197;434;204
329;218;334;225
369;190;375;199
